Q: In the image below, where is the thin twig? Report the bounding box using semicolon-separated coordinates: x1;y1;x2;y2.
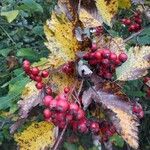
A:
52;123;68;150
77;79;84;96
124;29;144;43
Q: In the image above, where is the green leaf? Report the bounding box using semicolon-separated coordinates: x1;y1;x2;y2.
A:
0;48;12;57
17;48;39;61
63;142;79;150
18;0;43;13
110;135;124;148
1;10;19;23
32;25;44;36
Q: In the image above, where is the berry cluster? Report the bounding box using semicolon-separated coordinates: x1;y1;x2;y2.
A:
90;26;104;36
143;77;150;97
83;47;128;79
43;88;101;134
62;61;74;75
23;60;49;89
121;11;142;32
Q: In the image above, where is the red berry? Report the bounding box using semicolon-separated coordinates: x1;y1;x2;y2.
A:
132;104;142;113
66;114;73;122
128;24;136;32
125;19;131;25
83;53;90;60
58;121;66;129
43;108;51;118
94;51;102;60
134;23;140;31
46;87;52;95
35;82;44;89
146;89;150;97
134;18;142;24
35;76;42;82
23;60;30;71
31;67;39;76
49;100;57;110
69;103;79;115
115;59;122;66
29;74;36;80
118;52;128;62
101;58;110;66
64;87;70;93
121;18;126;24
143;77;150;84
76;109;85;120
43;95;53;107
57;100;69;112
101;49;111;58
109;53;117;62
104;72;112;80
42;70;49;78
56;93;67;101
90;122;100;134
90;53;95;59
56;112;66;121
78;122;88;133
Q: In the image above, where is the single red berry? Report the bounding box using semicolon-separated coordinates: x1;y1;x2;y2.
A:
90;122;100;134
49;99;57;110
134;23;140;32
101;49;111;58
128;24;136;32
46;87;52;95
109;125;116;134
125;19;131;25
35;82;44;89
121;18;126;24
89;53;95;59
66;114;73;122
134;11;141;17
104;72;113;80
43;95;53;107
58;121;66;129
56;112;66;121
43;108;51;118
76;109;85;120
57;100;69;112
134;18;142;24
29;74;36;80
118;52;128;62
132;104;142;113
69;103;79;115
109;53;117;62
91;43;97;52
31;67;39;76
78;122;88;133
115;59;122;66
23;60;30;71
64;87;70;93
94;51;102;60
35;76;42;82
83;53;90;60
42;70;49;78
101;58;110;66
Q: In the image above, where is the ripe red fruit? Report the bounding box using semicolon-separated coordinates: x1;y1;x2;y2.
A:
56;112;66;121
91;43;97;52
90;122;100;134
104;72;112;80
78;122;88;133
118;52;128;62
31;67;39;76
23;60;30;71
35;76;42;82
134;18;142;24
64;87;70;93
43;95;53;107
83;53;90;60
101;49;111;58
56;93;67;101
66;114;73;122
29;74;36;80
49;100;57;110
57;100;69;112
128;24;136;32
115;59;122;66
58;121;66;129
46;87;52;95
109;53;117;62
143;77;150;84
101;58;110;66
76;109;85;120
134;23;140;31
125;19;131;25
94;51;102;60
35;82;44;89
132;104;142;113
43;108;51;118
69;103;79;115
42;70;49;78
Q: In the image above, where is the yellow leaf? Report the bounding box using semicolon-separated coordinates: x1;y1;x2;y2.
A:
44;11;80;69
14;121;55;150
96;0;118;26
116;46;150;81
118;0;131;9
79;8;102;28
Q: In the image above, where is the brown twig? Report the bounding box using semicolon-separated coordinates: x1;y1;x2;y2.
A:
77;79;84;96
52;123;68;150
124;29;144;43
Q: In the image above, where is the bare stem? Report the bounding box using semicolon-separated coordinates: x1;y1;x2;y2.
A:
52;123;68;150
77;79;84;96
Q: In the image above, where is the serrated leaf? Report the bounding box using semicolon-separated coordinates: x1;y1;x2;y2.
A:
44;4;80;69
116;46;150;81
1;10;19;23
14;121;55;150
82;81;139;149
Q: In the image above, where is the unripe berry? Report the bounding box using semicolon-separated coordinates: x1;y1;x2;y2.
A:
57;100;69;112
35;76;42;82
36;82;44;89
43;95;53;107
76;109;85;120
46;87;52;95
42;70;49;78
90;122;100;134
118;52;128;62
69;103;79;115
101;49;111;58
43;108;51;118
49;100;57;110
31;67;39;76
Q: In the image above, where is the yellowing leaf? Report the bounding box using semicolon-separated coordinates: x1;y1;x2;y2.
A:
96;0;118;26
79;8;102;28
118;0;131;9
44;11;80;69
116;46;150;81
14;121;55;150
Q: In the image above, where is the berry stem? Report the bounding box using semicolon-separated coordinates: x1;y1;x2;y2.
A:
52;123;68;150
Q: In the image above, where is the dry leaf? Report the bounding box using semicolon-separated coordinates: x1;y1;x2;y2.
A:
116;46;150;81
14;121;55;150
82;81;139;149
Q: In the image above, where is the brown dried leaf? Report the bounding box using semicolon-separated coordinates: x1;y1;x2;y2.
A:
82;82;139;149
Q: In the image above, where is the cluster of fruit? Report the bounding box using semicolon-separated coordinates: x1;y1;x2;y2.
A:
43;88;105;135
23;60;49;89
61;61;74;75
83;46;128;79
90;26;104;36
143;77;150;97
121;11;142;32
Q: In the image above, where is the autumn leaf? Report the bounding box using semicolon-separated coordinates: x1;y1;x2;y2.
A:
14;121;55;150
82;81;139;149
116;46;150;81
